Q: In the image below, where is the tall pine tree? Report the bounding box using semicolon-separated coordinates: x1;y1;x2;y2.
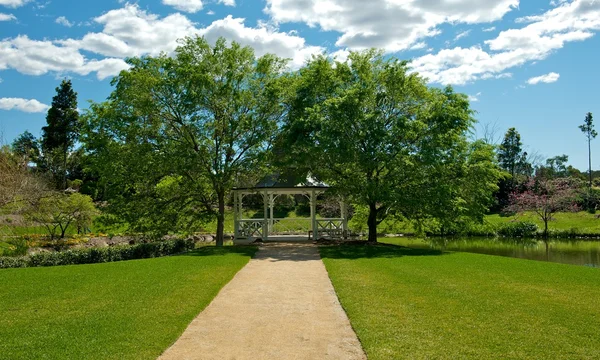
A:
579;112;596;189
41;79;79;189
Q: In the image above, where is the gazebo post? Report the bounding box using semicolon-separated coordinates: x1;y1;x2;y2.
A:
263;190;269;241
233;190;239;239
310;190;317;240
269;193;274;233
340;199;348;238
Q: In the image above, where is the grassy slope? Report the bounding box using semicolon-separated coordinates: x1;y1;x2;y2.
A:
320;244;600;360
0;246;256;360
487;211;600;231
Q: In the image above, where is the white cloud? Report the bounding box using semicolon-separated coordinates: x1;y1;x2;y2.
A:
207;10;215;15
454;30;471;41
265;0;518;52
527;72;560;84
0;97;49;113
0;4;322;80
468;92;481;102
55;16;73;27
0;12;15;21
0;0;29;8
331;49;350;63
0;35;129;80
410;0;600;85
162;0;203;13
198;15;323;68
409;42;427;50
482;26;496;32
218;0;235;6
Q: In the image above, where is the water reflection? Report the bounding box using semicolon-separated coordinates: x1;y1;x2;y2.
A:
384;237;600;268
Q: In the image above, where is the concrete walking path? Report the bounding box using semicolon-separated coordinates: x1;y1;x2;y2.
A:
159;243;366;359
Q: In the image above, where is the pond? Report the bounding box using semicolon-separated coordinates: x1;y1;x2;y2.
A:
383;237;600;268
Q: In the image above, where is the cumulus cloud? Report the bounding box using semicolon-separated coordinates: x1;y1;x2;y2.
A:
0;0;29;8
410;0;600;85
482;26;496;32
218;0;235;6
198;15;323;68
265;0;518;52
0;4;322;80
0;12;15;21
527;72;560;84
55;16;73;27
162;0;203;13
0;97;49;113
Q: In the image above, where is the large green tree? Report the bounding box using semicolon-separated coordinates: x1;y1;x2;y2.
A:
11;131;40;165
83;37;288;245
41;79;80;189
282;51;500;242
497;127;531;181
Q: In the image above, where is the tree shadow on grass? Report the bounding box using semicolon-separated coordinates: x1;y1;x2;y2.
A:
319;241;446;260
178;246;259;258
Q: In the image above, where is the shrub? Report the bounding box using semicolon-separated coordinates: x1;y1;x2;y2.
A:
0;256;28;268
0;238;196;269
497;221;538;237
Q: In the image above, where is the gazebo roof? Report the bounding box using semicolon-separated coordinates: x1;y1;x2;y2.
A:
234;173;329;191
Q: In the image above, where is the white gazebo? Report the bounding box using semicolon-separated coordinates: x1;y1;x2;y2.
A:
232;174;348;244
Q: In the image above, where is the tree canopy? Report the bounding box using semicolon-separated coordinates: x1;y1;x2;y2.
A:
280;51;501;241
83;36;289;245
41;79;80;189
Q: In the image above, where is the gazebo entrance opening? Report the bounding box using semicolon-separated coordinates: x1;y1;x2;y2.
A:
232;175;348;244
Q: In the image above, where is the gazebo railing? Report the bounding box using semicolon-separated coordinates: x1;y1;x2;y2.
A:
270;218;312;234
238;219;265;238
316;218;345;238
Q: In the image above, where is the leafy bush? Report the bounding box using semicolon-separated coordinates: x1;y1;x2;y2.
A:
497;221;538;237
0;238;195;269
0;256;28;268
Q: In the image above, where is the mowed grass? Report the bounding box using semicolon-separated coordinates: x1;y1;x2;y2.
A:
0;246;257;360
320;244;600;359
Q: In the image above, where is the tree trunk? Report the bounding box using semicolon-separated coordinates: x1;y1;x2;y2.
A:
63;144;68;190
216;189;225;247
367;202;378;243
543;219;549;240
589;137;593;189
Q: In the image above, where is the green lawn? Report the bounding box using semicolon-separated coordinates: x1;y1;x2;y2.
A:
0;246;257;359
320;244;600;359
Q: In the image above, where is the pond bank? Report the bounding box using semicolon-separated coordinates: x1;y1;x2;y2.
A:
382;237;600;268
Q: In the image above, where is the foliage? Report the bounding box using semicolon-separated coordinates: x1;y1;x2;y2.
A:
0;238;196;269
82;37;289;245
536;154;570;179
505;176;581;238
11;130;41;164
23;192;98;240
0;246;256;359
282;50;498;242
0;146;48;208
496;221;538;237
320;244;600;360
497;127;532;180
41;79;80;189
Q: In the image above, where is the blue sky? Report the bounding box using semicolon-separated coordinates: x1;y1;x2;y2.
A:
0;0;599;170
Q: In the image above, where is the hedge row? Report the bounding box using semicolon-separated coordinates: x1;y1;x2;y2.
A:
0;239;196;269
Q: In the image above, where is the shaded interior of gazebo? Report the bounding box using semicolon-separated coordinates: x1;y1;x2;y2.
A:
232;174;348;244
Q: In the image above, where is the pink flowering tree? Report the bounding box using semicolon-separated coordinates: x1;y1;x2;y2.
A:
505;176;581;239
